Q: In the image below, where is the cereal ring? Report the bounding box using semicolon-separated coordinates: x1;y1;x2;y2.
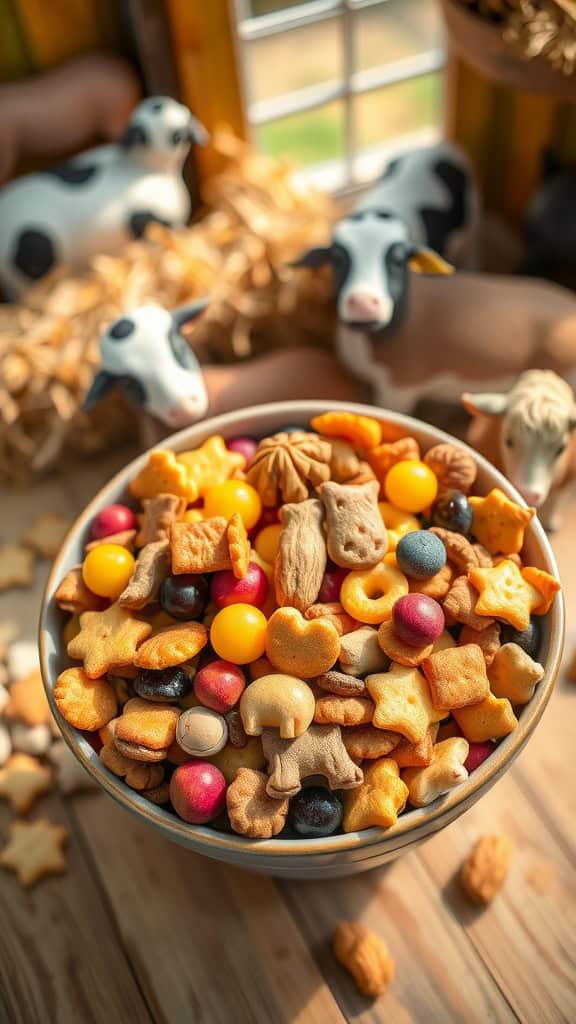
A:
340;562;408;625
423;443;477;494
54;667;117;731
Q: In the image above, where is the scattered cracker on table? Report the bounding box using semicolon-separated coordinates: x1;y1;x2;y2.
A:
48;740;99;795
0;545;34;591
23;513;70;558
460;834;513;905
333;920;394;998
0;818;68;887
4;669;52;727
0;753;53;813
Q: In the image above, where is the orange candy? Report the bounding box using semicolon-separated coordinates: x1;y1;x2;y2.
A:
210;604;267;664
203;481;262;530
384;461;438;514
82;544;134;600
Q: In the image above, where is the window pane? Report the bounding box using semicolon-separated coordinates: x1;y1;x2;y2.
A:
353;0;443;72
256;101;344;166
249;0;308;15
354;72;442;151
245;18;342;104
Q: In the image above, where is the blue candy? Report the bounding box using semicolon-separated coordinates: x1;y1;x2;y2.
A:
289;786;343;838
396;530;447;580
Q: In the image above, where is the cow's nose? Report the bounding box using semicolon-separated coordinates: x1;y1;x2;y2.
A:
344;292;381;320
519;487;546;508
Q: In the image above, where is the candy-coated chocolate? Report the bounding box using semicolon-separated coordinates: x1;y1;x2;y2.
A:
240;673;315;739
226;436;257;462
384;460;438;514
210;604;267;664
465;740;496;773
82;544;135;600
210;562;268;610
169;761;227;824
91;503;137;540
392;593;445;647
176;706;228;757
203;481;262;530
396;531;446;580
500;619;541;659
254;524;282;565
194;660;246;713
317;566;349;604
289;786;343;837
432;489;473;534
159;573;209;620
134;667;191;703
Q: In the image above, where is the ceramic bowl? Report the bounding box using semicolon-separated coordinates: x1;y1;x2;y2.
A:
39;401;564;879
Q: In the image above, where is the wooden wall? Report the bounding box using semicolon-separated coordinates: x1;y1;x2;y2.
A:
0;0;121;77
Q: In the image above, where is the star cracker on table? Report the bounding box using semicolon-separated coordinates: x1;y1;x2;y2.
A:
343;758;408;832
469;559;541;632
402;737;469;807
4;669;52;726
0;753;53;813
48;741;99;795
23;513;70;559
520;566;561;615
468;488;534;555
177;435;245;495
129;449;199;502
366;665;446;745
0;545;34;591
488;643;544;705
67;602;152;679
0;819;68;887
453;692;518;743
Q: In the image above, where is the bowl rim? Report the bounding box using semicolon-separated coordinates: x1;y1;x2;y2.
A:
39;400;565;858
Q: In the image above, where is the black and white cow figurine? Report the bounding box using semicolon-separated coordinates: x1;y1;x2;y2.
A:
84;300;209;429
0;96;208;300
293;142;479;406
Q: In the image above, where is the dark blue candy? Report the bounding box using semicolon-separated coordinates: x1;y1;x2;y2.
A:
500;619;541;659
289;786;343;838
432;489;473;534
396;530;446;580
135;667;192;702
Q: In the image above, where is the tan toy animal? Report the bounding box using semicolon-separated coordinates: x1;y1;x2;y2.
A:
463;370;576;531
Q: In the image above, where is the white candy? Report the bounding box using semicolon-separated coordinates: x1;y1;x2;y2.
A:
48;741;98;795
0;723;12;766
7;640;39;682
176;707;228;757
11;722;52;757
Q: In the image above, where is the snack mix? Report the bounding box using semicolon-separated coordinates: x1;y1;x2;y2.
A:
51;413;559;841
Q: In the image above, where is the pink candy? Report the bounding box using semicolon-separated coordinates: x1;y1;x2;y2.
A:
210;561;268;609
227;436;257;462
169;761;227;824
91;503;137;539
317;566;348;604
392;594;445;647
465;740;496;773
194;660;246;714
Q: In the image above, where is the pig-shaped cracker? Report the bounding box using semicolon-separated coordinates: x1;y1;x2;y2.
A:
320;480;387;569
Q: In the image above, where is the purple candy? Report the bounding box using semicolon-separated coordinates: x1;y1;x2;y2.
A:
392;594;445;647
227;436;257;462
465;740;496;773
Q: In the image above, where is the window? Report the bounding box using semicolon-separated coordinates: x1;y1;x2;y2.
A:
233;0;445;191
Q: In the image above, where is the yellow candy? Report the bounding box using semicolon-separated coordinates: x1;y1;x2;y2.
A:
254;523;282;564
210;604;267;664
183;509;204;523
378;501;419;551
340;561;409;625
384;460;438;514
82;544;134;600
204;481;262;530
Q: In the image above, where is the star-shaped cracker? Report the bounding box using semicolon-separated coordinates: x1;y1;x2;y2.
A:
468;488;534;555
0;819;68;887
48;741;99;795
4;669;52;726
177;435;245;496
0;753;53;813
521;566;561;615
129;450;199;502
488;643;544;705
55;566;104;613
343;758;408;832
402;737;469;807
453;692;518;743
469;559;541;632
366;665;446;745
23;513;70;559
67;602;152;678
0;545;34;591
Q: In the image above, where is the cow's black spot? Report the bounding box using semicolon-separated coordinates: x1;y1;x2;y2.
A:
170;128;187;147
330;243;352;295
419;160;468;256
168;326;198;370
12;229;56;280
116;375;147;408
380;156;402;181
119;124;148;149
128;211;172;239
109;318;135;340
149;99;165;113
43;163;99;186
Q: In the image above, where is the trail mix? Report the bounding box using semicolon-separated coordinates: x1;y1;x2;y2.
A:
51;413;561;839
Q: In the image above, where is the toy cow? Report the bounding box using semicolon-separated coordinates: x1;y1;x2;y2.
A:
463;370;576;531
292;141;478;378
0;96;207;300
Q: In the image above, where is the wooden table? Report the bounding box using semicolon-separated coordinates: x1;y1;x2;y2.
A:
1;452;574;1024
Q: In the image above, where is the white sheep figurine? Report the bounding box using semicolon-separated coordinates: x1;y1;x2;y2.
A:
463;369;576;530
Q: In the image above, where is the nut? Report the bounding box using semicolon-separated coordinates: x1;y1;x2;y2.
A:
333;921;394;998
460;834;513;905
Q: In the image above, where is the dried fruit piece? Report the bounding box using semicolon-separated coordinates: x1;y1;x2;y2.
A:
333;921;394;998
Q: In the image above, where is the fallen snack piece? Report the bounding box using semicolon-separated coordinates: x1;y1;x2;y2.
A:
333;920;394;998
0;818;68;887
343;757;408;831
23;513;70;558
4;668;52;728
460;834;513;905
488;643;544;704
54;667;117;730
468;488;534;555
402;737;469;806
67;602;152;678
469;560;541;632
366;665;445;745
262;723;363;798
320;480;387;570
48;741;99;794
0;753;53;813
274;499;327;611
0;545;34;591
226;767;289;838
129;449;198;501
422;644;490;710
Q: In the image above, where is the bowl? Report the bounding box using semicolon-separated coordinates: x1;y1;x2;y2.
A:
39;401;564;879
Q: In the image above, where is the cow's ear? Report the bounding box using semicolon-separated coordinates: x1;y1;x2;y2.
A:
409;247;454;275
189;116;210;146
172;298;210;330
462;391;509;417
290;247;332;269
83;371;115;411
